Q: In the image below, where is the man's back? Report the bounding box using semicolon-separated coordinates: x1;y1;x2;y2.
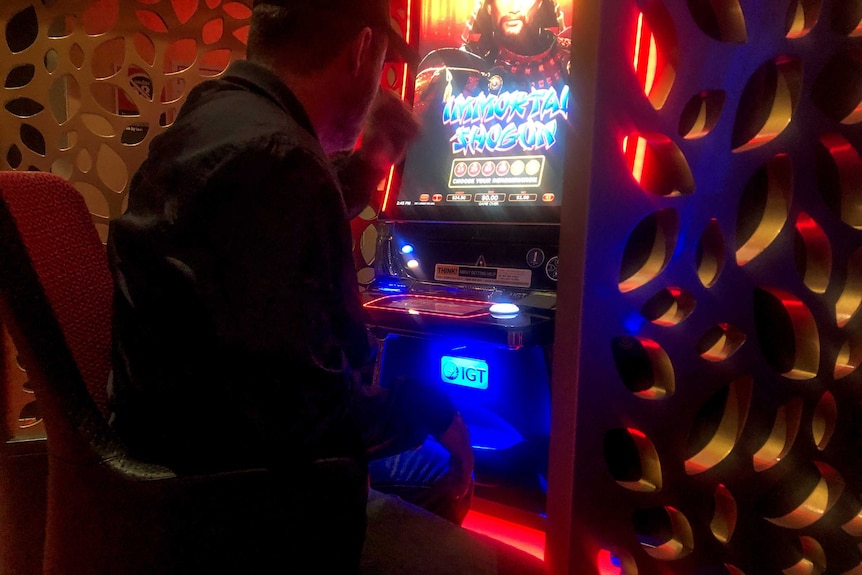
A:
107;60;366;473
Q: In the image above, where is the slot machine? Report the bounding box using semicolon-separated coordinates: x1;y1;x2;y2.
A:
364;0;573;530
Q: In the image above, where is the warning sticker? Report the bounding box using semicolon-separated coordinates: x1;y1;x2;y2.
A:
434;264;532;288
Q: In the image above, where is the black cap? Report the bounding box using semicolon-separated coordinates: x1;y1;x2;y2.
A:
252;0;417;66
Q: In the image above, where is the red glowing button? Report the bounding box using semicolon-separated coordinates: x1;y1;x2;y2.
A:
542;193;555;202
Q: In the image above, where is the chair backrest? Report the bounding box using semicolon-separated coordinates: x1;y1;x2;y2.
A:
0;170;115;458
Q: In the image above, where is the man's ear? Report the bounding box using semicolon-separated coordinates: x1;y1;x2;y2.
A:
348;26;374;77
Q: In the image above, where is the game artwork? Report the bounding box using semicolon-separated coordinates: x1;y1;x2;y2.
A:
394;0;572;222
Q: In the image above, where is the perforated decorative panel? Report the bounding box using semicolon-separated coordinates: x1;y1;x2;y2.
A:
0;0;410;444
0;2;409;572
551;0;862;573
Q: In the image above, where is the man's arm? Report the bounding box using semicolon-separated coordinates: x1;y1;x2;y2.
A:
334;89;420;219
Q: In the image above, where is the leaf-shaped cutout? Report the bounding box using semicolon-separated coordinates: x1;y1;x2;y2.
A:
77;149;93;173
843;502;862;536
603;427;662;492
830;0;862;36
6;6;38;53
96;143;129;193
360;223;378;265
92;38;126;79
687;0;748;42
18;401;41;428
356;267;376;286
134;33;157;66
48;74;81;125
783;537;826;575
811;46;862;124
5;98;44;118
44;48;59;73
836;247;862;327
762;462;844;529
136;10;169;33
685;377;752;474
817;133;862;230
121;123;150;146
610;336;675;399
164;39;198;73
51;158;74;181
754;286;820;379
47;14;76;38
160;108;178;127
206;0;221;7
233;24;250;45
75;181;111;219
785;0;823;38
753;398;802;472
58;131;78;151
20;124;46;156
203;17;224;44
630;5;677;110
711;484;737;544
633;506;694;560
622;133;694;196
834;331;861;379
732;56;801;151
161;78;186;103
81;113;115;137
735;154;792;266
697;218;725;287
200;49;232;76
619;208;679;293
680;90;726;138
6;144;23;169
5;64;35;88
223;2;252;19
641;287;696;326
697;323;745;361
172;0;199;24
91;83;140;116
793;211;831;294
82;0;119;35
812;392;837;451
70;43;85;69
128;69;154;101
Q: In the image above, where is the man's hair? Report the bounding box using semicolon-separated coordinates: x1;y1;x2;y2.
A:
247;5;386;75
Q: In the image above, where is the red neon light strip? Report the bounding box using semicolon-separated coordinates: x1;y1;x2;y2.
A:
363;294;491;319
462;510;546;561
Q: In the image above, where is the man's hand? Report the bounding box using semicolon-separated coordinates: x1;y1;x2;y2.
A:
357;88;421;172
427;412;475;508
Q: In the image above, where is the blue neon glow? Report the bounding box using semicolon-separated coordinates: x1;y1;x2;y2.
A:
441;355;489;390
400;244;414;254
623;311;646;334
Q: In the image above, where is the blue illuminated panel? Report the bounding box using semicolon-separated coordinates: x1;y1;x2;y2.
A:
440;355;489;390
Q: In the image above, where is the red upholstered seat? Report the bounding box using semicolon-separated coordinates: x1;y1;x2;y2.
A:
0;171;366;574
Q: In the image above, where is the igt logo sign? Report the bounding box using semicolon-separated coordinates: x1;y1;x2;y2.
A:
440;356;489;390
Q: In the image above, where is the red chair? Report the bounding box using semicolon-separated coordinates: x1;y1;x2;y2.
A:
0;171;367;574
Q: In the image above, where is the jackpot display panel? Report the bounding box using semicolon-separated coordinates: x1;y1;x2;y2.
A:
366;0;574;523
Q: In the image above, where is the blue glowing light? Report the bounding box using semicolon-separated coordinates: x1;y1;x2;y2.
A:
400;244;414;254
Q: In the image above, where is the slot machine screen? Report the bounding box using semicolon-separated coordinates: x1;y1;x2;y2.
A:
383;0;572;224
